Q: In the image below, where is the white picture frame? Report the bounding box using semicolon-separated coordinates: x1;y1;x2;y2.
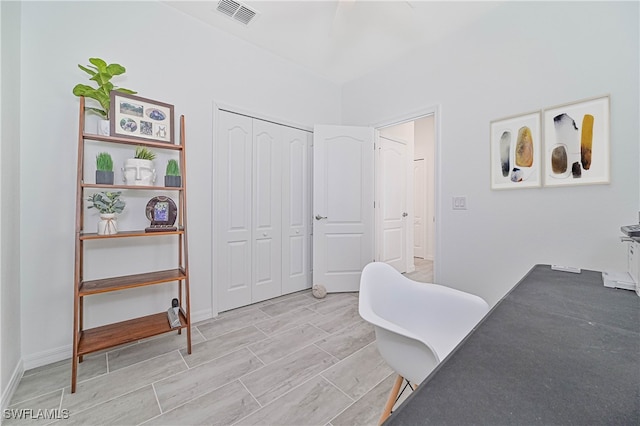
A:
490;111;542;190
542;95;610;187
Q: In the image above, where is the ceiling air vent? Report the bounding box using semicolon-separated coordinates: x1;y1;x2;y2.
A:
216;0;258;26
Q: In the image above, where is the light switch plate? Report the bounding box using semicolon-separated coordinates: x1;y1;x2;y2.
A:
452;196;467;210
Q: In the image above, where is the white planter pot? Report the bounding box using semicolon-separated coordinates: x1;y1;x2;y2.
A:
122;158;156;186
98;119;110;136
97;213;118;235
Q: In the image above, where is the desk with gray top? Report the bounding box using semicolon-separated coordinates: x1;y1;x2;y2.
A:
386;264;639;425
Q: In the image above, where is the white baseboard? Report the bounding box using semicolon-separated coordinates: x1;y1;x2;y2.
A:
191;307;214;323
1;359;24;411
22;344;71;371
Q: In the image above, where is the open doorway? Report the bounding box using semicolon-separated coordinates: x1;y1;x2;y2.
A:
375;114;435;282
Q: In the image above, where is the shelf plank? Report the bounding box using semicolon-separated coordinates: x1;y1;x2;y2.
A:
82;133;183;150
82;183;183;190
80;229;184;240
80;268;187;296
77;311;187;356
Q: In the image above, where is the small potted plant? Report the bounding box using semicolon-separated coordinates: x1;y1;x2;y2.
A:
122;146;156;186
72;57;136;136
87;191;126;235
95;152;114;185
165;159;181;187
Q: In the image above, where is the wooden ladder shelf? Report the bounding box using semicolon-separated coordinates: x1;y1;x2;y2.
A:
71;97;191;393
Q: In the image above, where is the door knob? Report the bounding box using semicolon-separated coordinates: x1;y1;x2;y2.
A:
263;232;268;237
402;212;408;217
315;214;327;220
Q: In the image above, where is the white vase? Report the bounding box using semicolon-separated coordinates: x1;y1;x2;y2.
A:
122;158;156;186
97;119;110;136
97;213;118;235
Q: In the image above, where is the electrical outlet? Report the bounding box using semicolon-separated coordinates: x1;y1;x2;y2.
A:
452;196;467;210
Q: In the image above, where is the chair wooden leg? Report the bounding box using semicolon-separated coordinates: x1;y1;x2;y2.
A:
379;374;404;425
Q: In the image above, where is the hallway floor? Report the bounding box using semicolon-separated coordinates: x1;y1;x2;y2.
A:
403;257;433;283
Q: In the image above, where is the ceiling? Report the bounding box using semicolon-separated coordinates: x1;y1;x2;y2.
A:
165;0;502;84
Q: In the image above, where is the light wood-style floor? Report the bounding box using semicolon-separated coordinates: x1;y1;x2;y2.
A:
403;257;434;283
7;259;433;426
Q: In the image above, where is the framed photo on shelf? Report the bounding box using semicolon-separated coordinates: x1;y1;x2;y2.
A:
489;111;541;190
542;95;610;187
145;196;178;232
109;92;175;144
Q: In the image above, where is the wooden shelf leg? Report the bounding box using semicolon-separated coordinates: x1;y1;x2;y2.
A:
177;281;183;335
78;297;84;363
71;361;77;393
186;315;192;355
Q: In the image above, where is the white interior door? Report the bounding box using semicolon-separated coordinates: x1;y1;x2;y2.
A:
377;135;410;272
413;159;426;259
282;126;312;294
217;111;253;311
313;125;375;293
251;120;282;303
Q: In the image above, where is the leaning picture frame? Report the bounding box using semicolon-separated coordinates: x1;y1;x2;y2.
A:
542;95;610;187
145;196;178;232
109;91;175;144
490;111;541;190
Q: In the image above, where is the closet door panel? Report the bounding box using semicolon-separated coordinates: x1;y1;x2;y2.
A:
217;111;253;311
252;120;282;303
282;127;312;294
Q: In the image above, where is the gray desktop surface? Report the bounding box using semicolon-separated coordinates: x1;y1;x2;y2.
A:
385;264;640;425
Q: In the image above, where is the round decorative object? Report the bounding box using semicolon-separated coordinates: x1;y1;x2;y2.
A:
312;284;327;299
145;196;178;232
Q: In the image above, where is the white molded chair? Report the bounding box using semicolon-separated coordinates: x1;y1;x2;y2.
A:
359;262;489;424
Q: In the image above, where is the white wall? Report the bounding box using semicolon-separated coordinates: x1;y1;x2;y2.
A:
19;1;341;366
1;0;23;408
343;1;640;305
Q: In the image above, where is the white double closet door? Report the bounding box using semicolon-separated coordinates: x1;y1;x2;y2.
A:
216;110;312;312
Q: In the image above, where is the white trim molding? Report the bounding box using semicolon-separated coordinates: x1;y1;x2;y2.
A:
22;345;70;371
1;359;23;412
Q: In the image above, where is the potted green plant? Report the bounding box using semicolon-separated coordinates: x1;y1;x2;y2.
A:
72;57;136;136
165;159;181;187
122;146;156;186
95;152;114;185
87;191;126;235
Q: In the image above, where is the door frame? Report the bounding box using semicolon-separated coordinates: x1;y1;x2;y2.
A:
370;105;441;282
413;158;427;260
